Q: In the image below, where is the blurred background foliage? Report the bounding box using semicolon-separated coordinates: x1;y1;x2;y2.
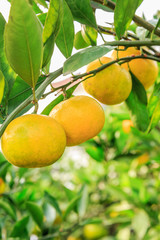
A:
0;104;160;240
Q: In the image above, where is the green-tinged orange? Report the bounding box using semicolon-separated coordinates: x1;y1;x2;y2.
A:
0;178;5;194
83;224;107;239
49;96;105;146
1;114;66;168
83;57;132;105
112;46;158;89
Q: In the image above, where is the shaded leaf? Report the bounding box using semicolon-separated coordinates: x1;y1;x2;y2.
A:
42;33;55;68
10;216;29;237
41;84;78;115
63;195;81;220
63;45;114;75
5;0;43;87
43;0;63;44
56;0;74;58
0;161;10;179
26;201;43;228
125;72;149;132
44;191;62;217
65;0;97;28
114;0;143;39
90;1;113;12
0;199;16;220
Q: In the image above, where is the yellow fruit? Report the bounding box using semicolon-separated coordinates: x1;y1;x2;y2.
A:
83;224;107;239
112;46;158;89
137;153;149;165
49;96;105;146
83;57;132;105
122;120;134;133
0;178;5;194
67;236;81;240
1;114;66;168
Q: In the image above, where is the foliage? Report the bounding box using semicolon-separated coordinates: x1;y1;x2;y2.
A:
0;0;160;239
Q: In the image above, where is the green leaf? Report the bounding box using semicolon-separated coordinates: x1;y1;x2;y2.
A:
80;218;102;226
38;12;47;26
132;210;150;239
35;0;48;9
77;185;88;218
0;199;16;221
0;161;10;179
0;13;16;93
90;1;113;12
147;83;160;132
81;25;97;46
125;72;149;132
56;0;74;58
41;84;78;115
5;0;43;87
42;33;55;68
114;0;142;39
43;0;63;44
63;195;81;220
74;31;90;50
0;71;5;103
44;191;62;217
7;76;45;116
26;201;43;228
65;0;97;28
63;45;114;75
10;216;29;237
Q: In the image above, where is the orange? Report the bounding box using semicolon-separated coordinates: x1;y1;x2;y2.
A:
112;46;158;89
49;96;105;146
137;153;149;165
122;120;134;133
83;224;107;239
83;57;132;105
0;178;5;194
1;114;66;168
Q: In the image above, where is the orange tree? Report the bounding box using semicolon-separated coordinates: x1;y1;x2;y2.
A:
0;0;160;239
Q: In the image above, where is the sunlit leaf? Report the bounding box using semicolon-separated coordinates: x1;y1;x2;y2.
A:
74;31;90;50
43;0;63;44
63;195;81;220
5;0;43;87
56;0;74;58
114;0;143;39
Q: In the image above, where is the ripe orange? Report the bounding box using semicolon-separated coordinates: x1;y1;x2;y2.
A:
122;120;134;133
49;96;105;146
1;114;66;168
0;178;5;194
112;46;158;89
137;153;149;165
83;57;132;105
83;224;107;239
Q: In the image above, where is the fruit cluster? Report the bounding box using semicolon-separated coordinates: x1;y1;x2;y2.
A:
1;47;158;168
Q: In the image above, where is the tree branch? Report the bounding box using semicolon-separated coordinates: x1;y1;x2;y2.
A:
92;0;160;37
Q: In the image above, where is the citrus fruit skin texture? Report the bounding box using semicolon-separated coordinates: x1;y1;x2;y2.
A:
49;96;105;146
83;224;107;239
83;57;132;105
122;120;134;133
112;47;158;89
1;114;66;168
